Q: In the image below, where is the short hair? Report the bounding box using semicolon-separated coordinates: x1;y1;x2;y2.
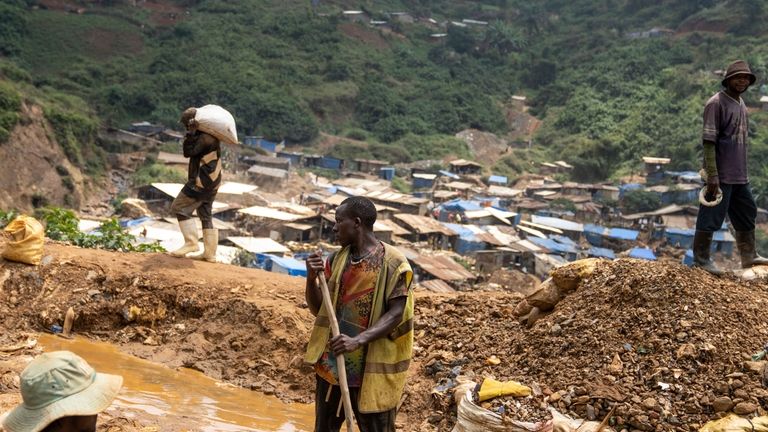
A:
340;196;377;229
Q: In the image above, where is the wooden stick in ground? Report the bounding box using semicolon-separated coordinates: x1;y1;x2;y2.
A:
318;273;356;432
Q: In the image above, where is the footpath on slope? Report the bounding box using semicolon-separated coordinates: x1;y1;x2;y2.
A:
0;243;767;431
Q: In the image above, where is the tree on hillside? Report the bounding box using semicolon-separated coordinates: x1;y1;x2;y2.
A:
482;20;527;56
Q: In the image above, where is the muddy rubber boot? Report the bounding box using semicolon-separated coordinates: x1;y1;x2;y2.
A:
692;230;723;276
190;228;217;262
734;230;768;268
169;219;199;257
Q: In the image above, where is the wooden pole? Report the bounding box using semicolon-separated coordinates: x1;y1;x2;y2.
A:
318;273;356;431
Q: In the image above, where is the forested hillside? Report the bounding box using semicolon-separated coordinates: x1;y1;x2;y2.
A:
2;0;768;200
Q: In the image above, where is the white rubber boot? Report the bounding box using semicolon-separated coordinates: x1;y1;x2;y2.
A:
190;228;218;262
169;219;199;257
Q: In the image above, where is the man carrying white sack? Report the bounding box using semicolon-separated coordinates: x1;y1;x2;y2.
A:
169;105;236;262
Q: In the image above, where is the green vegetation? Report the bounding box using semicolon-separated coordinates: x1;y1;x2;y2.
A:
131;159;186;187
0;209;18;228
36;207;164;252
0;80;21;143
1;0;768;210
622;189;662;214
391;176;412;193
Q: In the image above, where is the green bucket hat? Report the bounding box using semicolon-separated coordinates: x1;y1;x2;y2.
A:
721;60;757;87
1;351;123;432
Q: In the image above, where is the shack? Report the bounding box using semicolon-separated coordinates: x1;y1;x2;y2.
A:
411;254;476;289
643;156;671;185
448;159;482;175
392;213;456;247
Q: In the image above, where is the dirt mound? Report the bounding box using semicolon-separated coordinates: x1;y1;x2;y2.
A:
0;242;316;405
3;243;768;431
409;259;768;430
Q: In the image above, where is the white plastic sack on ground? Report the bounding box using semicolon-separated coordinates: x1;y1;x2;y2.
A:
452;382;553;432
194;104;238;145
551;408;615;432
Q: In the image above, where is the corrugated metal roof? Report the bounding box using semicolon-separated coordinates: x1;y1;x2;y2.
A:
228;237;290;254
513;239;543;252
376;219;411;236
412;254;475;281
445;181;474;190
394;214;457;236
530;215;584;232
434;190;459;199
487;185;523;197
413;173;438;180
439;170;460;179
238;206;302;221
283;223;314;231
323;194;347;206
449;159;482;167
642;157;671;164
247;165;288;178
417;279;455;293
519;220;564;234
622;204;685;220
517;225;547;239
488;175;507;184
217;182;258;195
268;202;315;216
151;182;184;198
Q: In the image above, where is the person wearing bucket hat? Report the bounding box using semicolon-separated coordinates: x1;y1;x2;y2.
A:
1;351;123;432
694;59;768;275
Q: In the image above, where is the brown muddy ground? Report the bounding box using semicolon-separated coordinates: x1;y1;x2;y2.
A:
1;242;768;431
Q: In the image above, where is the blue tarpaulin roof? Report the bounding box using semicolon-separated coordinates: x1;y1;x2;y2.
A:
441;223;474;238
713;230;735;242
528;237;579;254
266;255;308;277
439;170;460;179
531;215;584;232
629;247;656;260
588;247;616;259
584;224;639;241
550;235;577;246
119;216;152;228
440;199;483;212
665;228;694;236
488;175;508;184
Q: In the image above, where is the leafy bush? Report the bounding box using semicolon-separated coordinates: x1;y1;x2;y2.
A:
622;190;661;214
0;209;18;228
131;162;186;187
0;81;21;143
36;207;164;252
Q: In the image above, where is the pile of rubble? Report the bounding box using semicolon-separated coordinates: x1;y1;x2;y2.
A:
408;259;768;431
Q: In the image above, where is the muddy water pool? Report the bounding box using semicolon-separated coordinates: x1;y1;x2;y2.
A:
40;334;315;431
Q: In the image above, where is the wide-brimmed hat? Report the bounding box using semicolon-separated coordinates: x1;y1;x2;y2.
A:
1;351;123;432
721;60;756;87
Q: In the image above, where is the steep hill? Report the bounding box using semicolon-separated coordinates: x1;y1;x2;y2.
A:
2;0;768;207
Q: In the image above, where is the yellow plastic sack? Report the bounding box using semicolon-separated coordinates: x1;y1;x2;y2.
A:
2;215;44;265
478;377;532;402
699;414;768;432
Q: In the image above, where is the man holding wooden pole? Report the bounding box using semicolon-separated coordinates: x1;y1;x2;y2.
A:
305;196;414;432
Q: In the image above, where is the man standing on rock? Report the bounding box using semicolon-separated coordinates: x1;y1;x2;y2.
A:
168;107;222;262
304;196;414;432
694;60;768;275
